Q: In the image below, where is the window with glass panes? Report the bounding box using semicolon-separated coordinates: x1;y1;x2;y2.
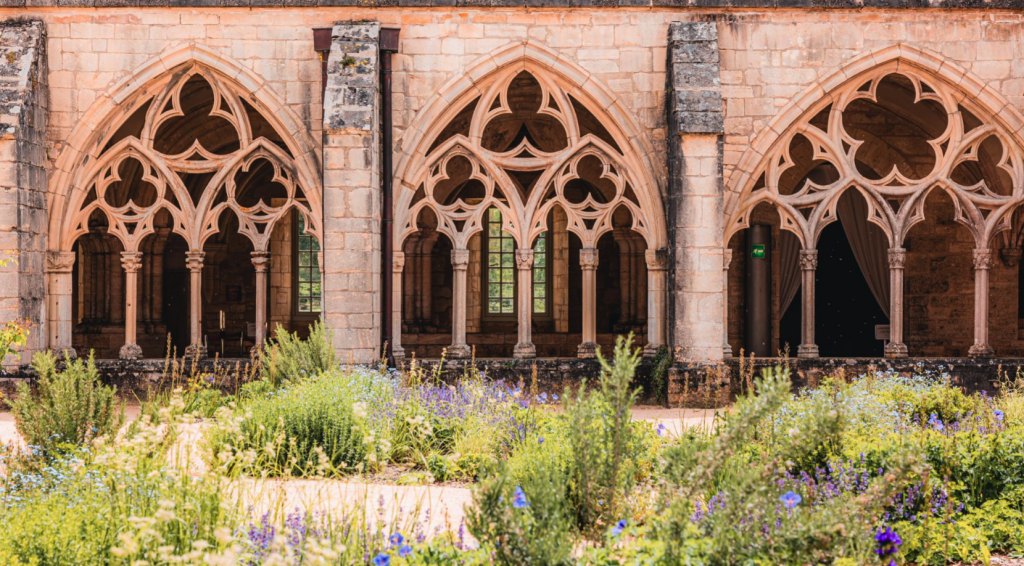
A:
294;212;322;314
484;207;549;316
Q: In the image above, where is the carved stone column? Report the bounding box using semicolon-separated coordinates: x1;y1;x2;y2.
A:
969;248;995;358
513;248;537;359
449;249;471;359
46;251;77;359
644;248;669;357
578;247;599;358
797;250;819;358
884;247;908;358
184;251;206;359
392;251;405;361
251;251;271;353
613;230;633;325
119;251;144;360
722;248;733;358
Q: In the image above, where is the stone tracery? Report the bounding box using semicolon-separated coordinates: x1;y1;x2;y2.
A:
394;64;667;359
727;62;1024;358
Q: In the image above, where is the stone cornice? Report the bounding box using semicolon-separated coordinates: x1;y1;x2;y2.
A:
3;1;1021;7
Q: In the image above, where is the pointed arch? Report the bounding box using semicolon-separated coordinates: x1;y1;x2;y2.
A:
48;42;322;253
724;43;1024;249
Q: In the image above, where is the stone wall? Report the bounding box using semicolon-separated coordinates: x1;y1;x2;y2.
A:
0;20;47;368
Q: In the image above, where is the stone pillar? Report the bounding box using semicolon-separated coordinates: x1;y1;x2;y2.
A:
46;251;76;359
578;247;599;358
969;248;994;358
514;248;536;359
322;21;382;364
722;248;733;358
885;247;908;358
644;248;668;356
0;21;48;367
797;250;819;358
392;251;405;361
251;251;270;352
668;22;725;362
613;230;633;324
184;251;206;359
449;249;471;359
118;251;143;360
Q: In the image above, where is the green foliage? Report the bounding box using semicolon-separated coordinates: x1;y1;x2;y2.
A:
0;318;30;366
9;351;123;454
206;373;367;476
261;319;337;387
565;334;643;533
649;346;672;404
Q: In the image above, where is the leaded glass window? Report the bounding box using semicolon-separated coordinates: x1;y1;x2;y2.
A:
532;231;548;315
485;207;515;315
295;212;322;313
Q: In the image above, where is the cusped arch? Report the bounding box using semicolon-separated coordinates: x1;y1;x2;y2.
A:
49;43;323;253
394;40;666;252
724;43;1024;249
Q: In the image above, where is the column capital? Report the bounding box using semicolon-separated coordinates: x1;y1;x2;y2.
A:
580;247;599;269
887;247;907;269
973;248;993;270
120;251;143;273
451;249;470;269
251;251;271;272
645;248;669;270
46;250;76;273
515;248;534;269
798;249;818;270
722;247;733;270
393;251;405;271
186;250;205;272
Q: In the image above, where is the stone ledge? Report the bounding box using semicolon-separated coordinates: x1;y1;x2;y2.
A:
2;0;1019;7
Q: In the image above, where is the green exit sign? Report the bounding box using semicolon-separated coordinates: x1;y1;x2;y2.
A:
751;244;766;259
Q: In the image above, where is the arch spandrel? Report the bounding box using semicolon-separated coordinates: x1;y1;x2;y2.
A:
49;44;322;255
725;43;1024;251
395;41;666;255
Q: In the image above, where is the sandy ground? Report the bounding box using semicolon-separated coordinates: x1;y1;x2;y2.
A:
0;403;723;535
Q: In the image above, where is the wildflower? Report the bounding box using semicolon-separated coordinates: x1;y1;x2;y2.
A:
372;553;391;566
656;423;667;437
994;409;1005;421
398;545;412;558
611;519;627;536
538;436;545;444
780;490;802;509
927;413;944;431
875;526;902;564
389;533;404;547
512;486;530;509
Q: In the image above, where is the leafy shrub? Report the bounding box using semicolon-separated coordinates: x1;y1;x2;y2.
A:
9;351;122;454
261;319;337;387
207;374;367;476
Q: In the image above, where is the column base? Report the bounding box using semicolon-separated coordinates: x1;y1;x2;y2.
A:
119;343;143;360
184;344;207;361
447;344;472;359
392;346;405;362
250;345;265;359
797;344;819;359
968;343;994;358
577;342;598;359
52;347;77;360
884;342;908;358
642;343;664;358
513;342;536;359
723;343;733;358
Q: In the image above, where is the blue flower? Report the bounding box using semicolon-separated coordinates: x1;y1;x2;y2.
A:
373;553;391;566
512;486;529;509
389;532;404;547
928;413;945;431
610;518;627;536
656;423;668;437
398;545;412;558
994;409;1005;421
780;490;802;509
538;436;545;444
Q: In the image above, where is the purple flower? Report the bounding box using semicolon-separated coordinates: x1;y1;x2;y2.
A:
656;423;668;437
875;526;902;561
512;486;529;509
538;436;545;445
398;545;412;558
780;490;802;509
373;553;391;566
611;518;627;536
994;409;1005;421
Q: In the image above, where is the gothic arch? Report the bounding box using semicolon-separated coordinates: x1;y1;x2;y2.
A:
722;43;1024;360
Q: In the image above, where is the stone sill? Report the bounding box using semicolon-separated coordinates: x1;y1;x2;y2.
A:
2;1;1019;9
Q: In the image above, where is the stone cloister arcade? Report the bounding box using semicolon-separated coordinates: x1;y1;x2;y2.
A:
392;65;668;360
725;55;1024;360
46;60;323;360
